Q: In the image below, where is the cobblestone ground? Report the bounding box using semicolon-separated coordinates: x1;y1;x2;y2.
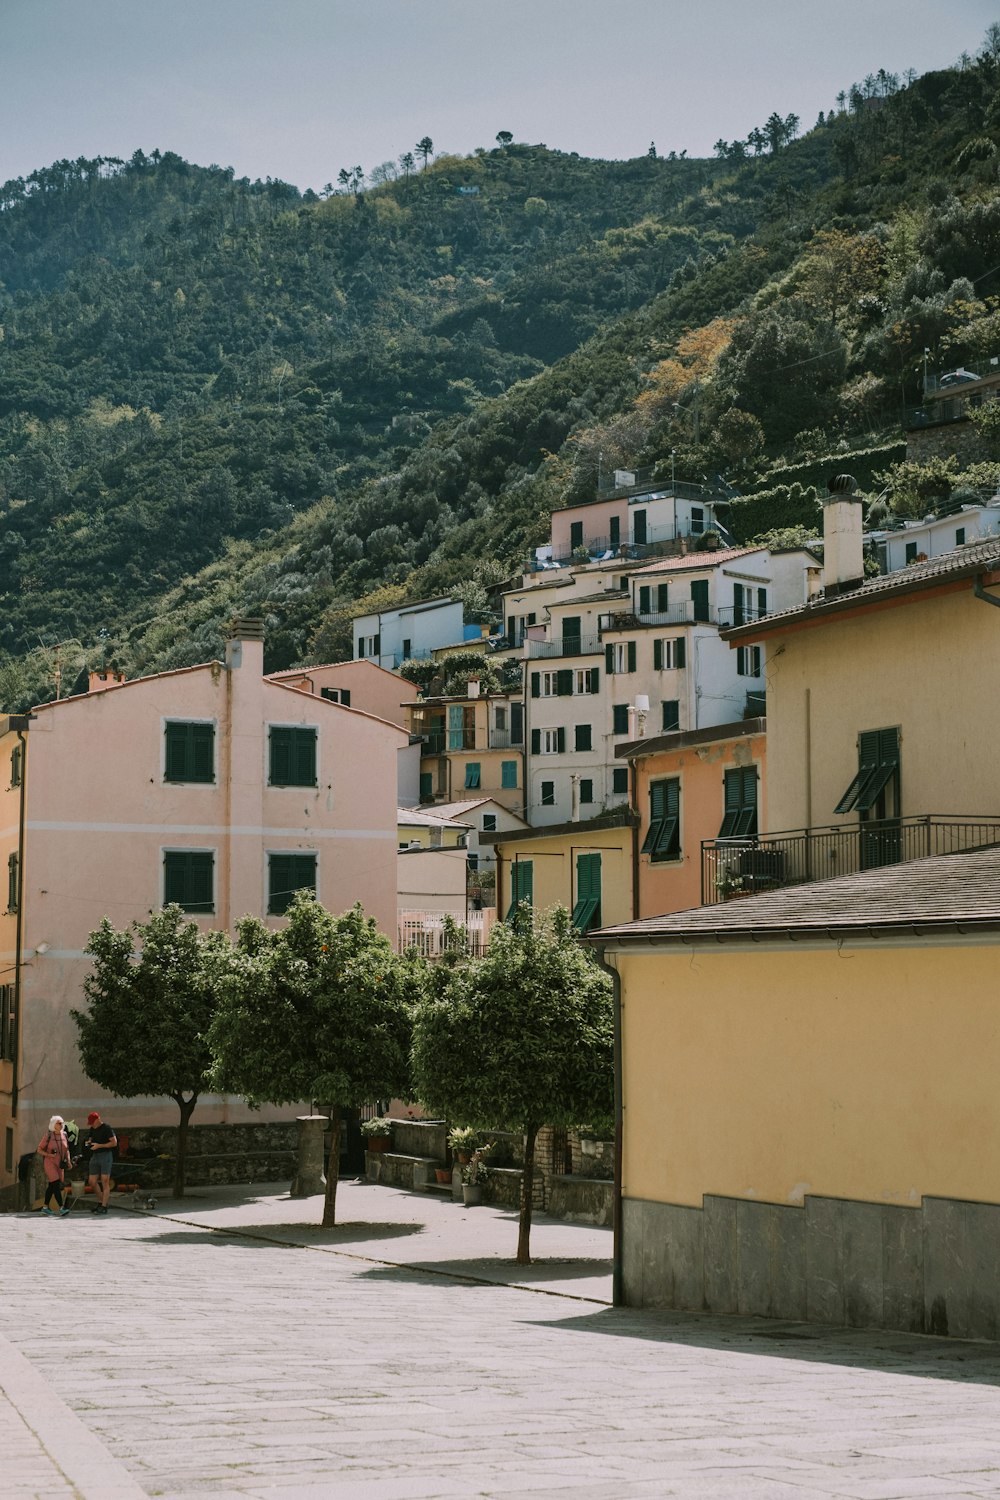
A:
3;1181;1000;1498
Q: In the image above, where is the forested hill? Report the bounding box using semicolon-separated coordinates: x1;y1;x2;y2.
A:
2;40;1000;703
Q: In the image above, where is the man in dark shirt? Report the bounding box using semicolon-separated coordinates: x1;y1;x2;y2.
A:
84;1110;117;1215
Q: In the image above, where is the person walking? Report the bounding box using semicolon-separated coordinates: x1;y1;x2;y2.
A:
84;1110;117;1215
37;1115;73;1216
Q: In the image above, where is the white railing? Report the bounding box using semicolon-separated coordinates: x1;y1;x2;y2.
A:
396;908;497;957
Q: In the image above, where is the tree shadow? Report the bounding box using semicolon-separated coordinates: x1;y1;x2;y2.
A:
137;1220;425;1248
355;1255;612;1298
542;1304;1000;1387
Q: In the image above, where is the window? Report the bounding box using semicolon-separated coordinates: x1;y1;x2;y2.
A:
562;616;582;654
511;859;533;911
494;706;507;732
511;704;524;743
612;704;630;736
733;583;746;626
482;814;497;832
690;579;710;622
609;516;620;548
163;851;214;914
10;745;21;788
606;641;636;674
531;671;558;698
321;687;351;706
419;772;433;801
633;509;647;545
653;637;686;670
464;763;481;789
572;853;602;932
612;767;629;795
737;646;762;677
164;721;215;784
0;983;12;1061
905;542;918;564
570;520;584;550
540;781;555;806
834;728;900;816
579;778;594;804
402;638;411;660
956;527;966;545
575;724;592;752
757;588;768;618
467;852;479;872
268;852;317;915
269;726;317;787
537;728;565;755
642;778;680;862
7;852;18;914
575;668;599;694
501;760;517;789
719;767;758;838
661;700;679;732
639;585;652;615
357;632;380;659
691;506;704;535
555;669;574;696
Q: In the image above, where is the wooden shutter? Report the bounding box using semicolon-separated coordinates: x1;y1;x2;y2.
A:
557;727;566;754
613;704;629;735
572;853;602;931
575;724;592;752
653;639;663;670
293;729;317;786
675;637;686;668
657;582;669;612
691;579;709;621
269;727;292;785
588;668;600;692
605;644;615;674
662;700;679;732
531;729;541;754
556;669;573;696
639;586;651;614
531;672;540;698
627;641;636;672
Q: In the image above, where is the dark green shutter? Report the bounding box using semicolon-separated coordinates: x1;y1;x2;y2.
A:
588;668;600;692
642;778;680;860
612;767;629;794
164;851;214;914
605;644;614;674
270;727;291;785
531;728;541;754
835;728;899;815
420;772;433;799
733;583;745;626
556;669;573;696
662;700;679;732
627;641;636;672
511;859;533;911
572;852;602;931
719;766;757;837
340;688;351;707
613;704;629;736
653;639;663;670
691;579;709;622
580;779;593;803
556;727;566;754
575;724;592;752
562;617;581;653
531;673;540;698
675;637;686;668
294;728;317;786
268;853;317;915
639;586;651;614
657;582;669;612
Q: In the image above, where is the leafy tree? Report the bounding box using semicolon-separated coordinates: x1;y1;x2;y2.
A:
411;908;613;1264
496;132;513;149
208;897;417;1227
73;906;225;1197
416;137;434;169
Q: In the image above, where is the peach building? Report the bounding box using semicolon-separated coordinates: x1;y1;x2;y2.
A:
0;620;406;1206
616;719;766;917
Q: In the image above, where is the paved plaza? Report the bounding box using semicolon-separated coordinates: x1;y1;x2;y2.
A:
3;1181;1000;1499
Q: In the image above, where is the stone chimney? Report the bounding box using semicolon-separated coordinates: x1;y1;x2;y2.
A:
821;474;865;598
225;616;265;673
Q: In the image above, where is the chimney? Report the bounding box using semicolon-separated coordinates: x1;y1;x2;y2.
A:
821;474;865;598
570;774;581;822
88;669;126;693
225;616;265;672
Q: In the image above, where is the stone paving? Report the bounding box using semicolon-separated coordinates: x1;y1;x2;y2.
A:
3;1180;1000;1498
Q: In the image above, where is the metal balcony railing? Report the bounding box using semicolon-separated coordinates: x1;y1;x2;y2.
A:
700;815;1000;906
715;605;770;629
488;730;523;750
525;634;603;658
419;730;479;756
600;606;707;632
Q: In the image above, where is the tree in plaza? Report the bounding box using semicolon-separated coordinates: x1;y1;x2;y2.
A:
73;906;227;1198
411;908;614;1265
416;136;434;169
208;897;417;1228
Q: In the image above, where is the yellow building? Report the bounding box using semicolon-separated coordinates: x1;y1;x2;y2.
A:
490;810;636;933
406;691;524;815
593;845;1000;1339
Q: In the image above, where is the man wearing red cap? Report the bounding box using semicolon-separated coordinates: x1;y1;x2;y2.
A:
84;1110;117;1215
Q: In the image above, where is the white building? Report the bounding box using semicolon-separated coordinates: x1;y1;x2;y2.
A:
871;503;1000;573
353;595;483;670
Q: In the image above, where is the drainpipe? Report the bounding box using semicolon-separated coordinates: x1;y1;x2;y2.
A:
10;715;31;1118
628;758;640;920
593;942;624;1308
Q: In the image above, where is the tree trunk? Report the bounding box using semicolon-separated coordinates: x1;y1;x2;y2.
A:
321;1106;342;1228
516;1122;538;1265
171;1093;198;1199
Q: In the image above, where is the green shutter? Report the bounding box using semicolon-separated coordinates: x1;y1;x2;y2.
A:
562;617;581;651
511;859;533;912
572;852;602;931
675;637;686;669
612;767;629;794
639;586;651;614
588;668;600;692
7;852;17;913
691;579;709;622
556;669;573;696
268;853;317;915
165;722;215;783
661;700;679;732
531;728;541;754
575;723;592;752
613;704;629;735
531;673;541;698
420;772;433;799
653;639;663;671
340;688;351;707
719;766;757;837
556;727;566;754
465;763;481;789
627;641;636;673
295;728;317;786
733;583;745;626
835;728;899;815
642;778;680;860
269;727;292;785
541;781;555;805
657;582;669;612
164;851;214;914
605;644;614;674
580;779;593;803
501;760;517;788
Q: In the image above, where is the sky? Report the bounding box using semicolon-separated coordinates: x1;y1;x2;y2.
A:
3;0;999;192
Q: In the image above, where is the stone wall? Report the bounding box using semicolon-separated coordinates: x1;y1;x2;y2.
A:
623;1191;1000;1341
111;1121;298;1190
906;420;993;466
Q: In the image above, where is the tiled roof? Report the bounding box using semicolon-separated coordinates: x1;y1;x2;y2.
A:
614;717;765;761
592;844;1000;946
397;806;472;829
630;547;765;576
726;537;1000;639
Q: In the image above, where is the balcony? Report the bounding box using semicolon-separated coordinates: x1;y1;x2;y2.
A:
419;730;477;756
525;634;603;658
600;606;705;632
488;730;524;750
700;815;1000;906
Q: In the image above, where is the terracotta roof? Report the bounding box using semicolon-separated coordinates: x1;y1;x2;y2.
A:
397;806;472;830
726;537;1000;640
630;547;765;576
615;718;765;761
591;844;1000;947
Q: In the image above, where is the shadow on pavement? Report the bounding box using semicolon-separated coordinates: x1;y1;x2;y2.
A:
355;1256;612;1297
136;1220;425;1248
545;1304;1000;1386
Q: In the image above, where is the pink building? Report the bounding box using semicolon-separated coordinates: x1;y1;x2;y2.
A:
0;620;406;1206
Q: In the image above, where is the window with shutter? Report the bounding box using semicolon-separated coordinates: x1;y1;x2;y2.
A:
402;639;411;660
757;588;767;618
562;617;581;654
718;766;758;837
575;724;592;752
7;852;17;913
556;669;573;696
691;579;710;622
10;746;21;788
267;852;317;915
540;781;555;806
612;767;629;794
511;859;533;912
580;779;593;804
641;778;680;861
639;586;651;614
612;704;629;736
163;851;215;914
657;582;669;613
653;639;663;670
482;814;497;832
420;773;433;800
164;722;215;784
605;644;615;674
464;763;481;789
571;852;602;932
588;668;600;693
501;760;517;788
834;728;899;815
661;700;679;732
531;672;541;698
531;729;541;754
733;583;745;626
905;542;917;563
633;510;647;545
570;521;583;549
609;516;620;547
269;727;317;787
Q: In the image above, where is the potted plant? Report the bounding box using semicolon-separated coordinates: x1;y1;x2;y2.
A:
447;1125;480;1164
360;1117;393;1153
461;1148;491;1206
715;870;747;901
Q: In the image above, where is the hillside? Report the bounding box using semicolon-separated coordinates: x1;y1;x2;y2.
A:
2;39;1000;703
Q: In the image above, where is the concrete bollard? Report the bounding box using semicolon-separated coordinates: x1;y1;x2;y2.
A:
290;1115;327;1198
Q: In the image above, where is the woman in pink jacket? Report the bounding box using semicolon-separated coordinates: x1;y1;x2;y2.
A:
37;1115;72;1216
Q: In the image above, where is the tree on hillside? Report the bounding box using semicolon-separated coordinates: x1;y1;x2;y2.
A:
208;897;418;1228
496;131;513;149
411;908;613;1264
416;137;434;169
73;906;226;1197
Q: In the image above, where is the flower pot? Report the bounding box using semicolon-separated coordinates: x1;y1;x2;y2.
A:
434;1168;451;1184
462;1184;482;1206
456;1151;471;1164
365;1136;392;1153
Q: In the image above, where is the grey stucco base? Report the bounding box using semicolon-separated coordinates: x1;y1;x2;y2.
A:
622;1192;1000;1340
